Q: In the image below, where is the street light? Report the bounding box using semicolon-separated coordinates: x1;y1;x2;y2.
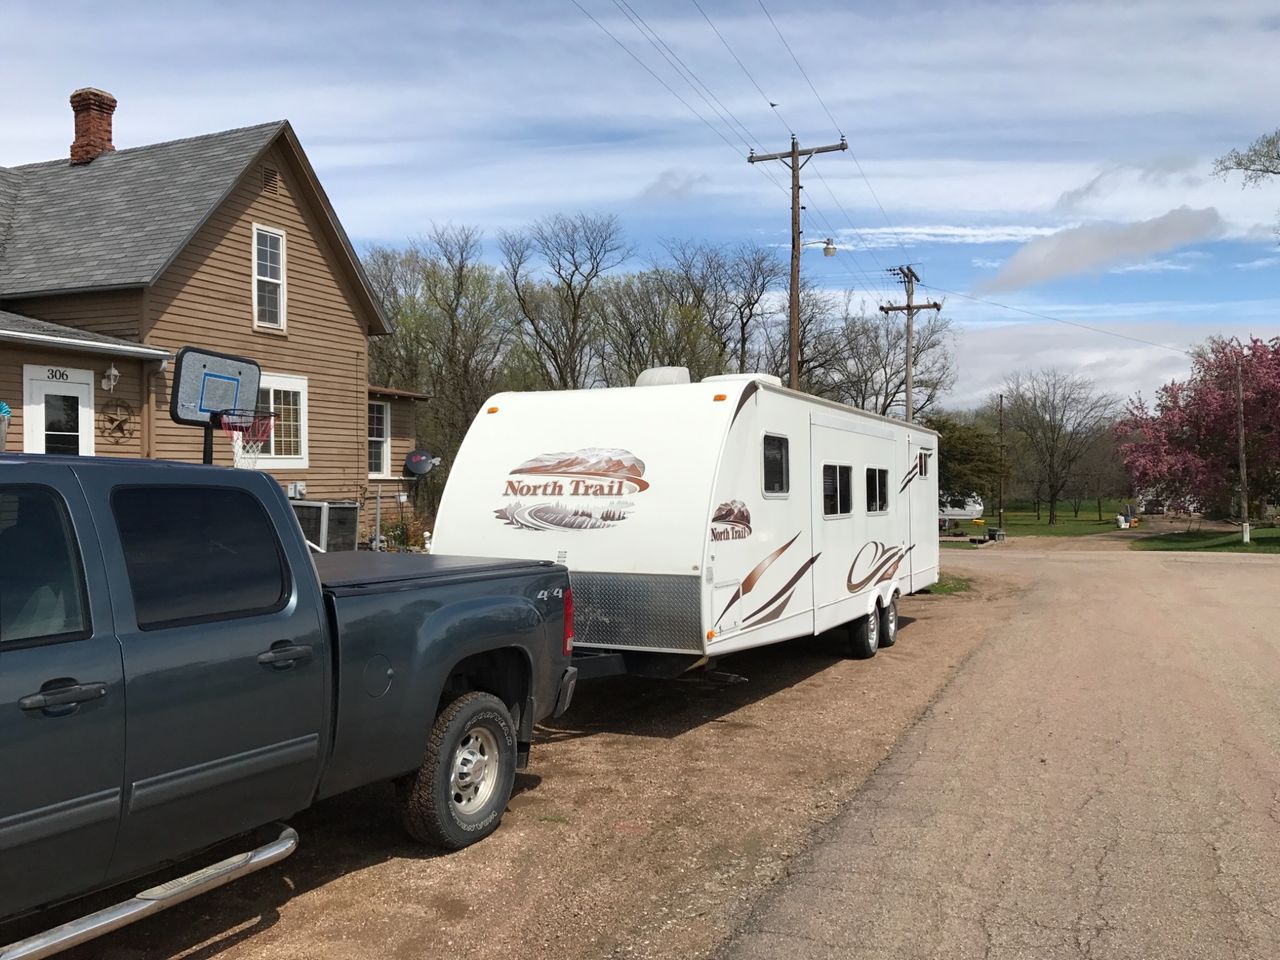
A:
803;237;838;257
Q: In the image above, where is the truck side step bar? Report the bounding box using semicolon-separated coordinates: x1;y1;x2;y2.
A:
0;825;298;960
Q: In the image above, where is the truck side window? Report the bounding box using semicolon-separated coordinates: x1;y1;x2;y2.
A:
112;487;289;630
866;468;889;514
0;486;90;644
763;435;789;495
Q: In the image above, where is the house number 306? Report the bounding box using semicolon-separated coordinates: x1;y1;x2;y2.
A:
46;368;70;381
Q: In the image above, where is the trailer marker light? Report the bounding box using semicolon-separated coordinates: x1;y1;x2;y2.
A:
706;629;716;640
487;406;499;414
713;394;727;402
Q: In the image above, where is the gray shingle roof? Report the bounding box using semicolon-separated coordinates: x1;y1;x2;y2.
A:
0;122;284;298
0;308;170;357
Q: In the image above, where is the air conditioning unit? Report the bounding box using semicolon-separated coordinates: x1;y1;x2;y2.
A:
289;500;359;552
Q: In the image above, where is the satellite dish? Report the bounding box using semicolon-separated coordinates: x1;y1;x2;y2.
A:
404;450;441;477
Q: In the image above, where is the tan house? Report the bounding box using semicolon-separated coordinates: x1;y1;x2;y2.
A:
0;89;422;534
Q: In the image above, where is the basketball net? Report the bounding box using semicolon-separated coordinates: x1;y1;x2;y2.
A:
217;409;275;469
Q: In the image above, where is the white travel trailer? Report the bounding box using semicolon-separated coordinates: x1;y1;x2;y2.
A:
432;372;939;669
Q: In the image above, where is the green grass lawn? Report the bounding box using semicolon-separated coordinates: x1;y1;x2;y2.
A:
943;503;1130;539
925;573;973;594
1129;527;1280;554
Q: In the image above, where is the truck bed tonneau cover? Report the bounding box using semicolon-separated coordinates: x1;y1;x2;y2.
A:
314;551;551;590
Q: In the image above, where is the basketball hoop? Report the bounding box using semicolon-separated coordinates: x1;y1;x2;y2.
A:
216;409;275;469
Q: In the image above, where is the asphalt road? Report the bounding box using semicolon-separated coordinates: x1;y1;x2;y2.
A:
724;541;1280;960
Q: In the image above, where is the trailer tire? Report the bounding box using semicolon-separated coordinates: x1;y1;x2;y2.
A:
848;608;879;659
395;691;517;850
879;596;899;647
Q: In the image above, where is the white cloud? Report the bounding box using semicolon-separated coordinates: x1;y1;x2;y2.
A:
838;224;1062;249
1108;258;1194;274
971;257;1003;270
640;169;711;201
1233;256;1280;270
981;207;1223;293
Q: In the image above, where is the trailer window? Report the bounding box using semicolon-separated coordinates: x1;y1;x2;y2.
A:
763;435;789;495
866;468;889;514
822;464;852;517
919;451;931;477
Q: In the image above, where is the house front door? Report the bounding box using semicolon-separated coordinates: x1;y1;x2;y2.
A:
23;365;95;456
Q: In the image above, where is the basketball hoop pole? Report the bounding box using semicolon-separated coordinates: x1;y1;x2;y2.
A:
203;422;215;465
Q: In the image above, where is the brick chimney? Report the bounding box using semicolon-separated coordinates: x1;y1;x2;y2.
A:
69;88;117;165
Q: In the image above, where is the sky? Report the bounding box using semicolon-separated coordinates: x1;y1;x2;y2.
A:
3;0;1279;408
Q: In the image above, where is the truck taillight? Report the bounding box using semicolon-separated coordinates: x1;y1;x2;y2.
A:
562;586;574;656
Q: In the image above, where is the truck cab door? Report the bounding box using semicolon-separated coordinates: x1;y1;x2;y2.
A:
85;474;327;879
0;472;124;918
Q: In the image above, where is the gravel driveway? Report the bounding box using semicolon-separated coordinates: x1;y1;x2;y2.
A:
724;540;1280;960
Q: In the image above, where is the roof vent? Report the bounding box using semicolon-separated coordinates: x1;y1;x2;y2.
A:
635;366;691;387
261;165;280;195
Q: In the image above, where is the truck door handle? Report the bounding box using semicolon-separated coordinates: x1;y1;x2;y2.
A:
257;643;313;668
18;682;108;711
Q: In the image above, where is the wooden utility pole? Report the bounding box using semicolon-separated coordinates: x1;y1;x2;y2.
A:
1236;354;1251;544
748;135;847;390
879;265;941;422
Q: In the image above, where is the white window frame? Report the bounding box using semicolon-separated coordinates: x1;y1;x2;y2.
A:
368;400;392;479
22;364;96;456
256;372;308;469
866;465;890;516
821;462;853;519
761;433;790;498
252;223;287;332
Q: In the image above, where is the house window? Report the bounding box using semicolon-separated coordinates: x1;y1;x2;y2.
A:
866;467;889;514
368;401;391;477
253;225;286;329
255;373;308;468
822;464;853;517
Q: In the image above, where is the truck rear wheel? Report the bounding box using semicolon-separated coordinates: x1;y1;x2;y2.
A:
395;691;517;850
848;608;879;659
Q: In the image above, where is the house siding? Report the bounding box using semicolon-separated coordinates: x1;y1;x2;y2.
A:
0;345;146;458
144;143;373;503
365;396;420;536
3;289;144;340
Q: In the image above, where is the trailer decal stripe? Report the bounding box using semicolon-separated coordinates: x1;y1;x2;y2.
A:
730;380;761;425
899;464;920;493
744;588;796;626
744;553;821;624
713;532;801;627
846;541;915;594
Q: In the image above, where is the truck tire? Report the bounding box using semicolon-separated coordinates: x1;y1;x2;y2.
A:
879;596;899;647
395;691;517;850
848;608;879;659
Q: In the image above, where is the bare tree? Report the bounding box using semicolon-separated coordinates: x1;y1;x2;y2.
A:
1002;369;1118;525
757;279;843;390
596;271;724;386
818;296;955;418
500;213;631;389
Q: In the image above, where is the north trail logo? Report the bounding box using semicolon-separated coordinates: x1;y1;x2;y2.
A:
710;500;752;541
494;447;647;531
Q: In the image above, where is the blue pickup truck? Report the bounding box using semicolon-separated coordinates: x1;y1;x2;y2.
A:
0;454;576;958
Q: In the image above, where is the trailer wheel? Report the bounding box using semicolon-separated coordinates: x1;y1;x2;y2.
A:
879;596;899;647
848;608;880;659
394;691;517;850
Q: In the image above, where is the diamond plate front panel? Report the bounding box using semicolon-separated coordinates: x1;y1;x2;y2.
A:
570;572;704;652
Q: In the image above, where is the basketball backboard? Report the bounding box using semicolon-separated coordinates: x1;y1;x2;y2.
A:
169;347;262;427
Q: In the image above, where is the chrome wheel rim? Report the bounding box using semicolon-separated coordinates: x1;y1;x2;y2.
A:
450;726;499;814
867;611;879;651
886;604;897;639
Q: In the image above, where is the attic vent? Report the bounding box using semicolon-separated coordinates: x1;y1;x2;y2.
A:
261;165;280;195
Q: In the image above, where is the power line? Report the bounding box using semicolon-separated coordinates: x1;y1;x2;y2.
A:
567;0;790;198
755;0;842;135
690;0;793;137
753;0;912;260
613;0;766;153
917;282;1193;357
